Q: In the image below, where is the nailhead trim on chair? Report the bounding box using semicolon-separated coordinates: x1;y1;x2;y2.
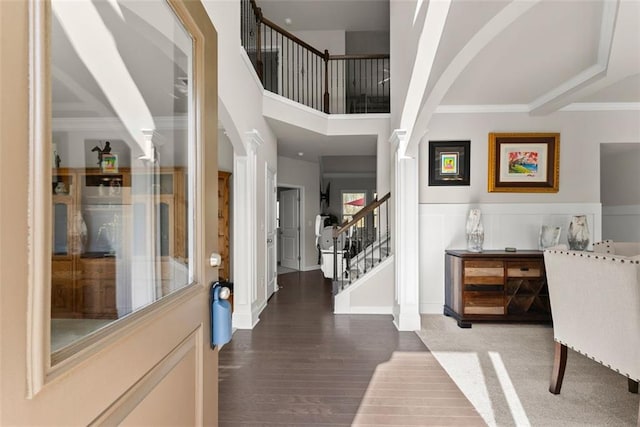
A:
545;249;640;264
593;239;614;254
555;339;639;382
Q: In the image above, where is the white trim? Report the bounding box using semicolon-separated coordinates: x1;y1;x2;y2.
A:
348;306;393;315
529;0;619;115
560;102;640;112
390;129;421;331
435;104;530;114
434;102;640;114
301;265;321;272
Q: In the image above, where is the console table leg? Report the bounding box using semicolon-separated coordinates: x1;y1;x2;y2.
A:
457;320;471;328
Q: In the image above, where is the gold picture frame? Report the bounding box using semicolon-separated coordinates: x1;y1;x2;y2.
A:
488;132;560;193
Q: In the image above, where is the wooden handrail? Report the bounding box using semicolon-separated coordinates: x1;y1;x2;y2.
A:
261;17;325;58
334;192;390;237
244;0;391;115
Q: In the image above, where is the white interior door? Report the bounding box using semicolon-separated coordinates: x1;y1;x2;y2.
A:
266;169;277;298
0;1;220;425
280;189;300;270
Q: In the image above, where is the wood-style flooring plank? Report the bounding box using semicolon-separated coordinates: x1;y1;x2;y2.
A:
219;270;484;426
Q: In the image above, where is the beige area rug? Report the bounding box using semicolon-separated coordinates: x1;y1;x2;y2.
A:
417;315;639;427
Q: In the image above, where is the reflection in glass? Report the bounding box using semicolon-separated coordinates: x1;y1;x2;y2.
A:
50;0;193;356
53;204;68;255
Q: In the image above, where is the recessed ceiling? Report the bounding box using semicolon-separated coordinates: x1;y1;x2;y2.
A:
258;0;390;32
266;117;377;161
441;0;603;105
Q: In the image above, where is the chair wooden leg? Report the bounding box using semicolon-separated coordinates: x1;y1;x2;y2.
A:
549;342;567;394
629;378;639;394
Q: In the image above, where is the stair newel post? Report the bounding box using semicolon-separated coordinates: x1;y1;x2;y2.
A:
323;49;330;113
255;7;264;83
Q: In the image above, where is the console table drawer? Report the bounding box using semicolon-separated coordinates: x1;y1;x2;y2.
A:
463;292;504;315
507;261;543;277
464;260;504;285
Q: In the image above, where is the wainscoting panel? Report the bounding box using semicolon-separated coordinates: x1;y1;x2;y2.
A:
419;203;602;314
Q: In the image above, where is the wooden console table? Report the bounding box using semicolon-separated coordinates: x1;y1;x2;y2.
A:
444;250;552;328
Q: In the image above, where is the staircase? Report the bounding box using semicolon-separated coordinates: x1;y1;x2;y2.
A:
330;193;391;302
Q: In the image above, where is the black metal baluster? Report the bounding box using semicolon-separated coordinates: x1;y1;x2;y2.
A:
377;205;381;261
386;199;389;257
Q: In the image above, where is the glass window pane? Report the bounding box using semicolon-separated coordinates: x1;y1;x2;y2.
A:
50;0;193;358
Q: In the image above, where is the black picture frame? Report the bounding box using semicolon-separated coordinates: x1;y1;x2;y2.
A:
428;140;471;186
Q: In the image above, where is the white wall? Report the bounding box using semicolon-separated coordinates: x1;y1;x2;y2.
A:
346;31;390;55
293;30;345;55
421;111;640;204
203;1;279;322
600;143;640;241
419;109;640;314
277;156;320;270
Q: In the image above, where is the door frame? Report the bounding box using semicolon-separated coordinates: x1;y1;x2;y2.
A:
277;184;303;272
2;0;220;424
265;167;278;298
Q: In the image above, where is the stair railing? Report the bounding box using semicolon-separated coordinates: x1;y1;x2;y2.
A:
241;0;390;114
332;193;390;292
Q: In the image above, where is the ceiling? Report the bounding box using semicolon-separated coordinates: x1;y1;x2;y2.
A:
266;117;378;161
260;0;639;161
258;0;390;32
50;0;639;163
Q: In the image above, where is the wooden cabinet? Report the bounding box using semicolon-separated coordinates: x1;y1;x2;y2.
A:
444;250;551;328
51;167;186;319
218;171;231;281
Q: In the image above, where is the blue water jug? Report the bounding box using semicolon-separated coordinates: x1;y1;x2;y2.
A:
210;282;232;347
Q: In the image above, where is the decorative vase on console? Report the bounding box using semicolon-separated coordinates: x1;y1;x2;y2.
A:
568;215;590;250
466;208;484;253
539;225;561;250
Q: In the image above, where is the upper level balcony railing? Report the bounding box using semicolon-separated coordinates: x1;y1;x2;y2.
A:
241;0;390;114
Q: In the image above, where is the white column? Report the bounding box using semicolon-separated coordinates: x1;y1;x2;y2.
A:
231;130;262;329
390;129;421;331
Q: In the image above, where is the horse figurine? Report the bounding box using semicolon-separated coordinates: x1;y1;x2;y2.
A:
91;141;111;166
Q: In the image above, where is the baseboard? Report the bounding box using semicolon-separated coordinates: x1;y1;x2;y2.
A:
301;264;321;272
420;303;444;314
345;306;393;315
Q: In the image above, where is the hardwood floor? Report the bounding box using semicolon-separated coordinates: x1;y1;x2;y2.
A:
218;270;484;426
